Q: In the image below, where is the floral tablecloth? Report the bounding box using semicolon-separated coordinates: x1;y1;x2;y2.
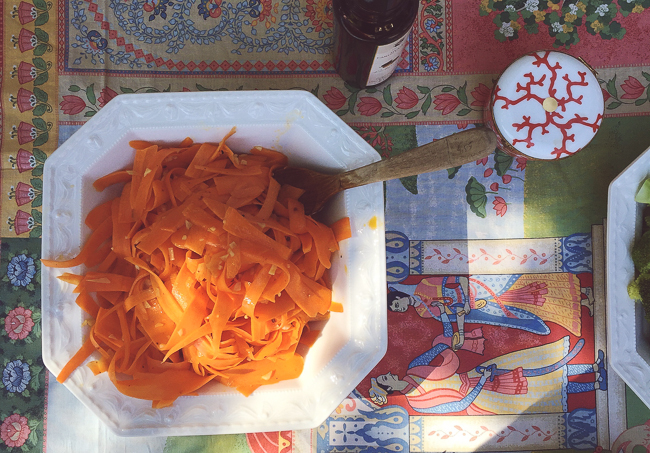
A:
3;0;650;452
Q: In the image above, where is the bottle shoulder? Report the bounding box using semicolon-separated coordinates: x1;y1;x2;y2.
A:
333;0;418;44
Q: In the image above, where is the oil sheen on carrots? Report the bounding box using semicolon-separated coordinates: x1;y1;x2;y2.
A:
42;128;351;408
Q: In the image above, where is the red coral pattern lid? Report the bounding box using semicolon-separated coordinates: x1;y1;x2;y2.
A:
492;50;604;160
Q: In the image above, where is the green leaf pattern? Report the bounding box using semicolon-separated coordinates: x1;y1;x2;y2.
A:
481;0;647;48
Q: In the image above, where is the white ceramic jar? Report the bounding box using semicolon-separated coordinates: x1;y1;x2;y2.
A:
484;50;604;160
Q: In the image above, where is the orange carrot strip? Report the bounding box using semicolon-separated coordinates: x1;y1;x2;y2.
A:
49;133;346;406
75;291;99;317
93;170;133;192
223;207;291;260
130;145;156;208
249;146;289;167
85;199;114;230
287;198;307;234
329;217;352;243
305;218;332;269
41;216;112;268
109;356;216;402
133;146;180;220
185;143;218;178
84;241;112;269
57;334;95;383
179;137;193;147
58;272;83;285
129;140;154;149
83;272;135;293
257;176;280;220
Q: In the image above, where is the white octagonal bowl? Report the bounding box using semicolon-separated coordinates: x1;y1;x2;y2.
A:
41;91;387;436
607;144;650;409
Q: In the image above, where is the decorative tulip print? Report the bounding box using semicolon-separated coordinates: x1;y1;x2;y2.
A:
319;81;492;119
9;182;37;207
470;83;492;108
61;84;120;117
59;95;86;115
8;148;47;175
601;72;650;109
433;93;461;115
323;87;347;110
10;118;50;146
98;87;118;107
11;27;50;55
620;76;646;99
395;87;419;109
7;209;42;237
358;97;383;116
10;58;50;86
11;0;51;26
8;178;43;207
9;87;51;116
13;2;38;24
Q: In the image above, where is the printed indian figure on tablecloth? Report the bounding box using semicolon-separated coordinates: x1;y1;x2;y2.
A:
329;231;610;452
364;272;602;416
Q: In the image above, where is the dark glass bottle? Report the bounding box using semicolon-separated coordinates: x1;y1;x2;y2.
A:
332;0;418;89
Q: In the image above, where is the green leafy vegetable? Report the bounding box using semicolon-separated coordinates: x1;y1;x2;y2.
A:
635;179;650;204
627;178;650;321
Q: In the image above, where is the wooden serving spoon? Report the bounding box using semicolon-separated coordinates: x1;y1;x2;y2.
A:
273;127;498;215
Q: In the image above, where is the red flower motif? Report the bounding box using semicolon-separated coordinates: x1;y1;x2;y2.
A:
13;210;34;235
395;87;419;109
17;2;38;25
620;76;646;100
515;157;527;170
323;87;347;110
16;88;36;113
247;431;293;453
0;414;30;448
17;28;37;53
98;87;118;107
15;149;36;173
502;174;512;184
433;93;461;115
357;97;382;116
490;182;499;191
601;88;611;102
182;87;191;92
470;83;491;107
476;156;489;166
16;122;37;145
484;168;493;177
16;62;37;85
493;196;507;217
305;0;334;32
208;0;223;18
13;182;35;206
5;307;34;340
60;95;86;115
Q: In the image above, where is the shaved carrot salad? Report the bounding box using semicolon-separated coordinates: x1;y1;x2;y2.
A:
42;128;352;408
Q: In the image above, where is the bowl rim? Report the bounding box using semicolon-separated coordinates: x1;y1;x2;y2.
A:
606;143;650;409
41;90;388;436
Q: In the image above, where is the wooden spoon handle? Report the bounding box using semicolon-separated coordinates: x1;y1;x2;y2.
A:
339;127;498;189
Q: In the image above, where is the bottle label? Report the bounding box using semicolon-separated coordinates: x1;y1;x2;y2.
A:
366;29;410;86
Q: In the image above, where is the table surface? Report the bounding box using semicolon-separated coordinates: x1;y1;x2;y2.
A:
3;0;650;452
